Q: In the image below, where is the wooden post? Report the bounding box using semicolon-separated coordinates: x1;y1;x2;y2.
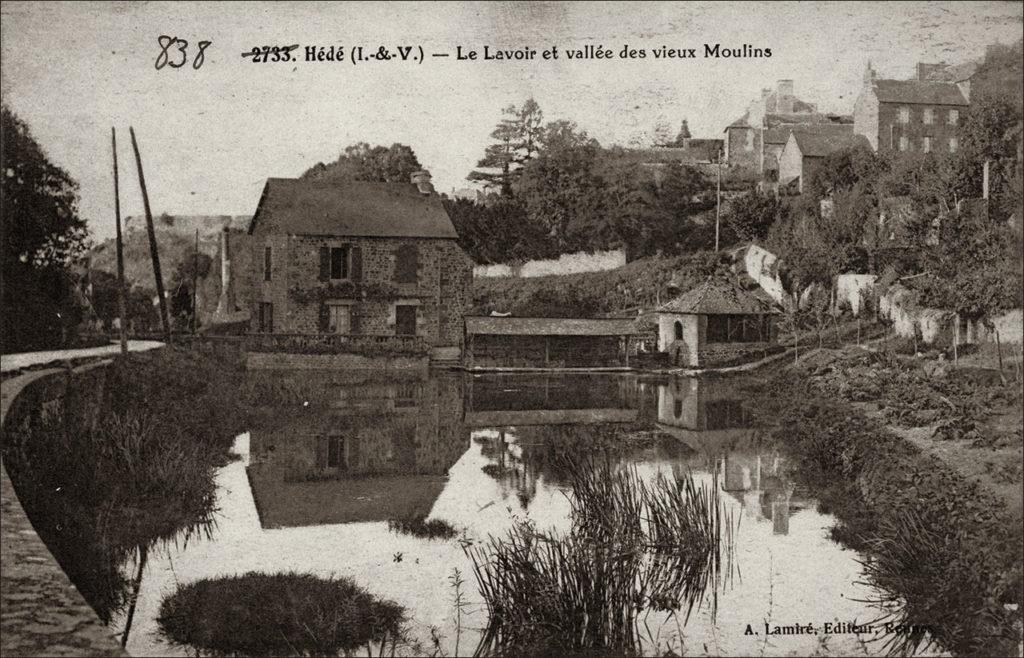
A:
715;149;722;252
953;316;959;365
111;128;128;357
129;127;171;342
192;228;199;333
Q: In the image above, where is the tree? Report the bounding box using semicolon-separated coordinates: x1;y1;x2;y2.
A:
724;189;790;243
302;142;422;183
2;105;90;351
468;99;544;196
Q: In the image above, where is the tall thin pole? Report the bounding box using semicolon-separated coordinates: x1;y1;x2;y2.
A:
129;127;171;341
192;229;199;333
112;128;129;356
715;148;722;251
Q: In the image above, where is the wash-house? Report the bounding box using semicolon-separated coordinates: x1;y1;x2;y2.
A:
657;278;779;367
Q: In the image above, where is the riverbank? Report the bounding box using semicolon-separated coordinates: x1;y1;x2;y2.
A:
1;347;247;652
743;346;1024;656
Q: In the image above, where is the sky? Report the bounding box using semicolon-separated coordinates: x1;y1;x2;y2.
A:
2;1;1022;240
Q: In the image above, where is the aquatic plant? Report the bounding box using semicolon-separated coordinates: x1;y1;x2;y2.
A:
466;453;736;656
1;347;245;623
157;572;405;657
387;515;460;540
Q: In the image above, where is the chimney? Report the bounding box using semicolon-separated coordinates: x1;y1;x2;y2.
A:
776;80;795;113
410;170;434;195
863;61;876;84
215;227;235;315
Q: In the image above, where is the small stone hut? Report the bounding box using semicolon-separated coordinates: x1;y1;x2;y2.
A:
657;278;779;368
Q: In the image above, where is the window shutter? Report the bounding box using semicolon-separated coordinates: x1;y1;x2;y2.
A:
350;305;361;335
395;244;418;283
318;302;330;332
315;436;327;469
318;247;330;281
350;246;363;281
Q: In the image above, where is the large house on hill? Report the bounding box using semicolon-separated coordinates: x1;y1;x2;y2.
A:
246;171;473;361
724;79;853;176
854;62;970;154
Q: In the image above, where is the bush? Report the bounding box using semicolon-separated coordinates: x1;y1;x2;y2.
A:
158;572;404;656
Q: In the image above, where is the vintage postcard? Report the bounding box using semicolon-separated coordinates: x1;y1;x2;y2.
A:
1;2;1022;656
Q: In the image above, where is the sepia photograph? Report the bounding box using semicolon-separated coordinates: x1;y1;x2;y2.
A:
1;2;1022;656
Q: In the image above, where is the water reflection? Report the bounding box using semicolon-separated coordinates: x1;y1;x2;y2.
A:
246;371;467;528
113;371;918;657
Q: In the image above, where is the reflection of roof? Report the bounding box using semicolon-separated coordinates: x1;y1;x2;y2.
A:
465;316;639;336
657;278;778;315
466;408;638;427
248;178;459;239
872;79;969;106
790;131;871;157
249;472;447;528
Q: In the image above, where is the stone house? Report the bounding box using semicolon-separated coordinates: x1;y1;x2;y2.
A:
777;131;872;193
724;79;852;174
246;171;473;361
853;62;969;154
657;278;779;368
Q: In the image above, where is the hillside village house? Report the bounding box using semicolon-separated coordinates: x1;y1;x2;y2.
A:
724;79;853;175
657;278;779;368
778;131;872;194
246;171;472;362
853;62;970;154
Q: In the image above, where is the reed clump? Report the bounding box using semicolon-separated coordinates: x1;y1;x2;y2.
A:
466;454;736;656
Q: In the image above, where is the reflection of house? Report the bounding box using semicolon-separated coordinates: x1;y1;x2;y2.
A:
657;278;779;367
854;62;969;154
465;373;639;427
464;317;639;368
655;377;758;452
722;452;797;535
246;372;468;528
778;131;872;194
246;171;473;360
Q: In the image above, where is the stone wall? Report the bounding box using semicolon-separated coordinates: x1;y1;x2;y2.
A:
725;126;760;168
473;249;626;279
246;233;470;348
246;351;429;371
1;365;126;657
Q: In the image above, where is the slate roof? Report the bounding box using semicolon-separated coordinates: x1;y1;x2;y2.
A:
872;79;969;106
764;123;854;146
791;131;871;157
657;278;779;315
248;178;459;239
465;316;639;336
764;112;853;128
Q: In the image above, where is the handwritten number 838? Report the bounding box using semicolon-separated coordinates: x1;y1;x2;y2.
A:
155;36;212;70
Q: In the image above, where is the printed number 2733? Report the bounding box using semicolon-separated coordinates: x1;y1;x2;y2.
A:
155;36;212;70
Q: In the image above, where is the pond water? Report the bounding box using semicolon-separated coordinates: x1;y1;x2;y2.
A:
100;370;942;656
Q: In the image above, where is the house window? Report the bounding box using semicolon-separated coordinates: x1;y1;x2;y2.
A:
394;382;420;408
673;320;683;341
923;107;934;125
327;303;351;334
327;436;344;468
898;107;910;124
264;246;272;281
949;136;958;153
923;136;932;153
259;302;273;333
330;246;349;279
949;109;959;125
898;135;909;152
395;305;417;336
394;244;419;284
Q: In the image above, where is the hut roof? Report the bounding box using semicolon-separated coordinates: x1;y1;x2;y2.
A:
657;278;779;315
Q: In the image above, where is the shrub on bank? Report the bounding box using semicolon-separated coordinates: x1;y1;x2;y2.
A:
743;375;1023;656
2;346;247;622
157;572;404;657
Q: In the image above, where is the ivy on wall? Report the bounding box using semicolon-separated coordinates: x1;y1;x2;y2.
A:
287;281;401;304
